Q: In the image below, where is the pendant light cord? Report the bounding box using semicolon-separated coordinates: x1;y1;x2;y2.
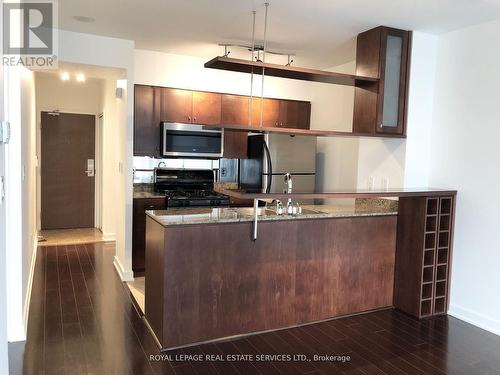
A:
259;2;269;128
249;10;256;127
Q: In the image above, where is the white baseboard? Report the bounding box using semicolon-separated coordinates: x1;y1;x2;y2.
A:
102;232;116;241
448;304;500;336
22;233;38;337
113;255;134;282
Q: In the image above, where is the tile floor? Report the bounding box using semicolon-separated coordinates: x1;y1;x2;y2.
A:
127;276;145;313
37;228;105;246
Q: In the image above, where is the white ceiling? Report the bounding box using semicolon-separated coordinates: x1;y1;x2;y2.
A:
59;0;500;68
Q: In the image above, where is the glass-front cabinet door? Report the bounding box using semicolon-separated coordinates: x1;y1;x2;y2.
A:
377;28;409;135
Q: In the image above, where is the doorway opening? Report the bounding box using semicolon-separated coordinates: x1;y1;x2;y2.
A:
35;63;126;245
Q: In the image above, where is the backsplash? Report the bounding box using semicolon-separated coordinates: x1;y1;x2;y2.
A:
133;156;220;183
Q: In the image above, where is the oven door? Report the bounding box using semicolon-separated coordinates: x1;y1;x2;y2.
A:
162;123;224;158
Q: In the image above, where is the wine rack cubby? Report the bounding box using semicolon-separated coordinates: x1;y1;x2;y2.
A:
394;195;455;319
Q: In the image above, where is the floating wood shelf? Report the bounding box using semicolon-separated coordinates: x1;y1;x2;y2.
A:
202;123;406;139
204;56;379;86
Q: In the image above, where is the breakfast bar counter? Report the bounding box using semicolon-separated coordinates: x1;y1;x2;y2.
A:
145;199;398;227
144;191;456;351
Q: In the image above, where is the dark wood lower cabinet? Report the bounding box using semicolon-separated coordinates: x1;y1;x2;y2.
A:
132;198;165;273
145;215;397;349
394;195;455;318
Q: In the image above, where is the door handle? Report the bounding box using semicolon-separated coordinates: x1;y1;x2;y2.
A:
86;159;95;177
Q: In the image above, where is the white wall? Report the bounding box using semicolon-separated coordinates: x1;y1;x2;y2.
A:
427;19;500;335
404;32;439;188
356;138;406;189
0;1;10;366
4;65;37;342
35;73;102;114
20;68;37;338
314;61;360;192
100;79;120;241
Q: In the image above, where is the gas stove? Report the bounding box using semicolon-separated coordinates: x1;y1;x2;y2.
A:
154;169;230;208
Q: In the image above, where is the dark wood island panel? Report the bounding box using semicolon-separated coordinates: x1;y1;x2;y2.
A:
145;215;397;349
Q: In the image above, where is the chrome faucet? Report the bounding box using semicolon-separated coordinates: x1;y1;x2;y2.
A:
284;173;293;214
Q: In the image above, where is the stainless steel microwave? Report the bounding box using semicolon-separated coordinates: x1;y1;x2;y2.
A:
161;122;224;158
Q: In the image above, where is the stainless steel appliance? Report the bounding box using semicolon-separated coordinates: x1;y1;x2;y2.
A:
161;122;224;158
154;168;229;208
239;133;317;195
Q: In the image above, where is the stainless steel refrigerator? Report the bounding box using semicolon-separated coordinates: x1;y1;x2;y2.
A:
239;133;317;195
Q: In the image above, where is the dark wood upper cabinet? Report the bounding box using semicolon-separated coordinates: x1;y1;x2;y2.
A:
160;88;193;123
222;94;310;130
134;85;312;156
223;130;248;159
251;97;280;127
278;100;311;129
192;91;222;125
221;94;250;159
221;94;250;126
353;26;411;136
134;85;162;157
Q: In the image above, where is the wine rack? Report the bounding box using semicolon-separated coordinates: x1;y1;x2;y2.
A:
394;195;455;319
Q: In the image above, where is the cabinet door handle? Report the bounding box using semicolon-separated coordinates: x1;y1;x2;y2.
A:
380;123;384;128
188;116;191;121
193;117;197;121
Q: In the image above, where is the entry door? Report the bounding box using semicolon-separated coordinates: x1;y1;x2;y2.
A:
41;112;96;229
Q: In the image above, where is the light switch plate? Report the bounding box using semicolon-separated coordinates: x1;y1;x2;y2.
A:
0;121;11;144
0;176;5;204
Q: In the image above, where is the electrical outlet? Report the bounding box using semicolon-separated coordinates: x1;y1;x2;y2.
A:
221;167;228;177
368;176;375;190
383;177;390;190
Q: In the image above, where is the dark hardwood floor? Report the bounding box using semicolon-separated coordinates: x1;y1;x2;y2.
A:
12;242;500;374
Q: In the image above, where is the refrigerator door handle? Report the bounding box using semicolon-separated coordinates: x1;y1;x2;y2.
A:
263;140;273;193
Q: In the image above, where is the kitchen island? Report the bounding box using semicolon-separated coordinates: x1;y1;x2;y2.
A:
144;199;401;350
144;190;456;351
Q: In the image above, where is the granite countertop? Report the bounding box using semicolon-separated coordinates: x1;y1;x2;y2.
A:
146;199;398;227
133;184;166;199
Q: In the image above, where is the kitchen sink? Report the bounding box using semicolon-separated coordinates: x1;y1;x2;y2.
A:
238;207;324;216
237;208;277;217
299;208;323;215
